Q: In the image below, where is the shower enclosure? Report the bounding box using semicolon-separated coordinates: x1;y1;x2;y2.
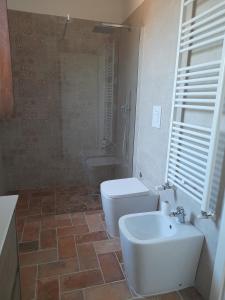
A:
1;11;141;196
57;17;141;192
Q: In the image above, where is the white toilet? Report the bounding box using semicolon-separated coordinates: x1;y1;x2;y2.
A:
100;178;158;237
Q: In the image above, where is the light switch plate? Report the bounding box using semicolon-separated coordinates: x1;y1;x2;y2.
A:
152;106;162;129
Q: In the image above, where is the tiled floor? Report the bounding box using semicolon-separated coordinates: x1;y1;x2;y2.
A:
16;188;203;300
16;186;102;218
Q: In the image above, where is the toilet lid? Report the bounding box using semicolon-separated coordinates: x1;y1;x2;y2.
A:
100;178;149;199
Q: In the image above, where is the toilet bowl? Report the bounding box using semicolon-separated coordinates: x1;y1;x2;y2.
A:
100;178;158;237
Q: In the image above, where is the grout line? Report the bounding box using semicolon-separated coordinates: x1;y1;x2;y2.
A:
19;245;52;255
20;217;26;243
38;220;41;251
39;268;103;281
84;213;90;231
62;288;85;299
21;258;63;269
56;230;59;261
54;190;57;216
59;268;103;278
38;263;82;281
69;212;73;225
114;251;125;278
105;228;112;240
94;244;106;284
74;235;81;272
28;192;31;210
83;279;128;292
34;263;38;300
177;290;184;299
60;279;129;296
58;275;61;300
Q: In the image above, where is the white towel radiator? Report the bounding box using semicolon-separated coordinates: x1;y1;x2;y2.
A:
166;0;225;213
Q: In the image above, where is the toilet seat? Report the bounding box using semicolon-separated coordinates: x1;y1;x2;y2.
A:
101;178;149;199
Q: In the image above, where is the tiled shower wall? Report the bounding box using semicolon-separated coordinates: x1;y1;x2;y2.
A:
0;10;118;191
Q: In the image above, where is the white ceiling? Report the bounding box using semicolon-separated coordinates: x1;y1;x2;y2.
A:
122;0;144;20
7;0;144;23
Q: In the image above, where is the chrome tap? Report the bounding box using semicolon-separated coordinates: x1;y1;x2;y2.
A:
170;206;186;224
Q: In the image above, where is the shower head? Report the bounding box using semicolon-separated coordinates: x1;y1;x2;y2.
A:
62;14;72;39
66;14;72;24
93;23;131;34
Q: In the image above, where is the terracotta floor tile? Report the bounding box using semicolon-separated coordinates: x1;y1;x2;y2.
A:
16;188;99;218
32;190;54;197
22;221;40;242
61;269;104;292
57;207;75;215
57;225;89;237
26;215;42;223
16;198;29;211
75;231;108;244
17;231;23;243
58;236;77;259
40;229;57;249
42;202;56;215
30;197;42;209
146;292;181;300
19;240;39;253
16;207;41;218
20;249;57;266
77;243;98;270
41;194;55;204
71;213;86;226
179;287;203;300
85;213;105;232
41;215;57;229
84;280;132;300
38;258;79;278
55;214;72;227
15;189;203;300
61;290;84;300
37;277;59;300
20;265;37;300
16;216;25;232
69;186;89;195
98;253;124;283
94;238;121;254
16;217;26;242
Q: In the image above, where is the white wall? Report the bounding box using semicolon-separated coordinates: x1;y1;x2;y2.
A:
7;0;144;23
133;0;224;299
133;0;179;189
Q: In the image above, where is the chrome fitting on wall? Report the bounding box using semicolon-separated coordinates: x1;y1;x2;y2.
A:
198;210;216;220
155;182;175;192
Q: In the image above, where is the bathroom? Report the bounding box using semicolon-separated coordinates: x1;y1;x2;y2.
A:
0;0;225;299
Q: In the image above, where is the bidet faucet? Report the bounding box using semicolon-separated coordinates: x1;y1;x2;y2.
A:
170;206;186;224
